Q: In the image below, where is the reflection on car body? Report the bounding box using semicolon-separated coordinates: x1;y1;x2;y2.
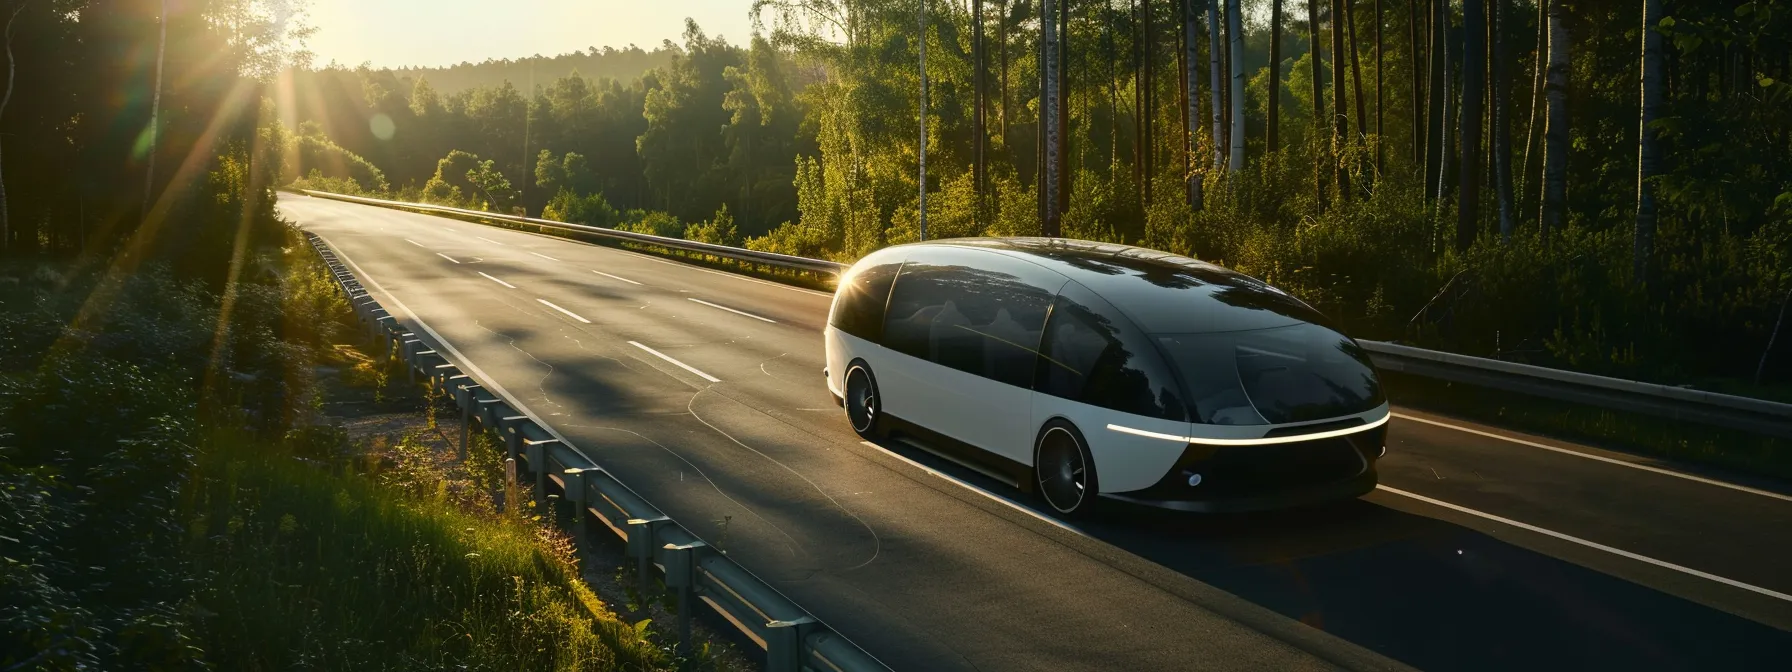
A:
825;237;1390;516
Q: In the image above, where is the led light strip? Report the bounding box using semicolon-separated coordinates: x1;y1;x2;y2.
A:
1107;411;1390;446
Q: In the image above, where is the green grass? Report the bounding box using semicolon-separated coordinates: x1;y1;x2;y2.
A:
180;429;664;671
1;231;669;670
1383;370;1792;482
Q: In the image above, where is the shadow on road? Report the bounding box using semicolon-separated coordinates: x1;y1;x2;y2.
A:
874;437;1792;672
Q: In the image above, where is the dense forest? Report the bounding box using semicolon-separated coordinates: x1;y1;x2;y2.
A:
16;1;1792;390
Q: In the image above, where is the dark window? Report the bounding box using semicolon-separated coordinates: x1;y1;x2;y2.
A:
829;253;904;341
1036;282;1187;421
1156;323;1384;425
880;249;1059;387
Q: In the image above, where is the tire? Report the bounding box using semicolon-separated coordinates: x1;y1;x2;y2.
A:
843;361;883;439
1035;419;1099;517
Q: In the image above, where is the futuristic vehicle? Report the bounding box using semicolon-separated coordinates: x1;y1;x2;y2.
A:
824;238;1390;516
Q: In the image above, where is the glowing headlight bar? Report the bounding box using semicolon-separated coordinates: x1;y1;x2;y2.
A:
1107;411;1391;446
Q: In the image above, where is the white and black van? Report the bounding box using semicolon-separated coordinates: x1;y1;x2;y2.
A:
824;238;1389;516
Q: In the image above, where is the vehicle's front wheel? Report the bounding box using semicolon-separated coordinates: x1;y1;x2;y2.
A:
844;362;883;439
1035;420;1099;517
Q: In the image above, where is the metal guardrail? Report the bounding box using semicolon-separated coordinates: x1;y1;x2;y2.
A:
1360;341;1792;440
295;189;850;276
305;232;889;672
292;189;1792;441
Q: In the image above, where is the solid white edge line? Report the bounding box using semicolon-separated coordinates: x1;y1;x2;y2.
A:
860;441;1089;539
1376;484;1792;604
1391;412;1792;503
627;341;720;383
476;236;505;245
592;270;642;285
1107;412;1391;446
530;251;561;261
477;271;516;289
404;238;426;247
436;252;460;264
536;298;591;324
688;298;777;323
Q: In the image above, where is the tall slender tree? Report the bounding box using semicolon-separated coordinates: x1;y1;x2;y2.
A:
1520;0;1546;213
1493;0;1515;240
1331;0;1353;199
1407;0;1422;166
1374;0;1383;176
142;0;167;224
1269;0;1283;153
1634;0;1663;281
1227;0;1244;169
1347;0;1367;169
1185;0;1205;207
1209;0;1224;172
1040;0;1062;235
1540;0;1569;238
1309;0;1328;208
1459;0;1484;251
919;0;928;240
974;0;986;220
0;1;22;251
1424;0;1446;200
1057;0;1070;215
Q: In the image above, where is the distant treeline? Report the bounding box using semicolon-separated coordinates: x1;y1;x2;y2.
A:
376;45;680;96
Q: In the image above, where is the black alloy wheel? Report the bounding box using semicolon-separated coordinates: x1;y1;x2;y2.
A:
1036;421;1098;516
844;362;881;439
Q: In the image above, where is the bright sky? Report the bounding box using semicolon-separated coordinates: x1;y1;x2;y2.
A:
304;0;762;68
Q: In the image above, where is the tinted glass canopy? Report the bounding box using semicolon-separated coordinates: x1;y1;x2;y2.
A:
940;237;1332;335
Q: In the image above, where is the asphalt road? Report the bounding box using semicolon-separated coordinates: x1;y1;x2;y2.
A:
285;194;1792;672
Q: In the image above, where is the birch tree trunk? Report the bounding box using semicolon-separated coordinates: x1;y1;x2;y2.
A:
1186;0;1205;208
1540;0;1569;240
1634;0;1662;284
1227;0;1244;170
1331;0;1353;200
1425;0;1445;200
1407;0;1422;166
1209;0;1224;172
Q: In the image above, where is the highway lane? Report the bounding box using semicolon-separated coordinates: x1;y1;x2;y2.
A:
285;194;1792;671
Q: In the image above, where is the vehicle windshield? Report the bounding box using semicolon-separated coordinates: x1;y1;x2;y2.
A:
1155;323;1384;425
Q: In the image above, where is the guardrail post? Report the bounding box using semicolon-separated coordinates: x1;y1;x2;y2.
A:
456;382;482;462
563;468;588;542
766;617;818;672
524;437;560;511
501;416;529;465
662;541;709;658
626;516;671;595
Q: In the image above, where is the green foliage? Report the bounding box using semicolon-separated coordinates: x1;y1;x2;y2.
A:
543;189;621;228
619;211;685;239
422;150;482;206
684;204;740;246
467;159;518;212
283;121;390;193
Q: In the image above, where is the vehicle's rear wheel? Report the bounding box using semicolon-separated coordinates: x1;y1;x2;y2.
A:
1035;420;1099;516
844;362;882;439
